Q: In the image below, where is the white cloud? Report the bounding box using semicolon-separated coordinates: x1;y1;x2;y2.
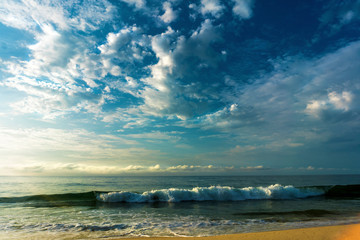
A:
305;91;353;118
0;0;114;32
126;131;182;142
0;160;241;176
166;164;214;171
98;26;146;60
328;91;353;111
1;13;152;121
120;0;146;9
240;165;264;170
231;0;254;19
190;103;260;130
306;166;315;170
28;24;76;69
160;2;178;23
98;26;149;78
305;100;327;118
200;0;225;18
0;0;68;31
0;1;121;119
139;27;177;116
1;1;226;122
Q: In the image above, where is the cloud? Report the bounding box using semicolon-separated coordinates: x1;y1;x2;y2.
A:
139;20;224;119
29;25;76;68
0;1;119;119
125;131;182;143
305;91;354;118
160;2;178;23
183;40;360;155
0;0;69;31
1;1;226;122
306;166;315;170
1;162;239;176
231;0;255;19
0;0;358;175
319;0;360;35
0;0;114;32
190;103;261;130
230;145;257;153
0;10;149;120
120;0;146;9
101;107;152;127
98;25;150;78
200;0;225;19
0;128;167;169
328;91;353;111
2;160;351;176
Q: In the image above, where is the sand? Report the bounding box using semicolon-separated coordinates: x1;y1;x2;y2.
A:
116;224;360;240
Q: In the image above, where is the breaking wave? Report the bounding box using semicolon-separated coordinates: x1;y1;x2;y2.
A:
1;184;359;205
97;184;324;203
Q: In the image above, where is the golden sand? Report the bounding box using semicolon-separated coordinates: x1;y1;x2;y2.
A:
116;224;360;240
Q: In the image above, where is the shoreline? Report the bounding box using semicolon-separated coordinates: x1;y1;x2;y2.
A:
113;224;360;240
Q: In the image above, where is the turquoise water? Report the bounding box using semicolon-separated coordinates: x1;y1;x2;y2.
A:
1;175;360;239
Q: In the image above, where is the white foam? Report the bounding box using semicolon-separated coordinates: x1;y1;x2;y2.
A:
96;184;324;203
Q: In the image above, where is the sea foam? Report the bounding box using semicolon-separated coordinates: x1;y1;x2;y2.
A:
96;184;324;203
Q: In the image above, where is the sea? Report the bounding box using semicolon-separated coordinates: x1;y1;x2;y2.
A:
1;175;360;239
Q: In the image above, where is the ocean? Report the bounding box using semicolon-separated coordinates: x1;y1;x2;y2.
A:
1;175;360;239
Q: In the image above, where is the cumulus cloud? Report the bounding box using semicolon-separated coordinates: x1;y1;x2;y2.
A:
98;25;150;78
139;20;224;119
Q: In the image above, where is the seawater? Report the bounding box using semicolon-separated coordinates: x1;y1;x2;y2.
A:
1;175;360;239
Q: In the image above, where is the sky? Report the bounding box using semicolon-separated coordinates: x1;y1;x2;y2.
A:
0;0;359;176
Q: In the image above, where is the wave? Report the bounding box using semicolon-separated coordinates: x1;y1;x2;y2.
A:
0;192;97;207
96;184;324;203
1;184;359;205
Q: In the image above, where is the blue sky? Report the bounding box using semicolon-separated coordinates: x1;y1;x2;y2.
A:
0;0;359;176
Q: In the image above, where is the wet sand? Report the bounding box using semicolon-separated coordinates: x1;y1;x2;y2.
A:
116;224;360;240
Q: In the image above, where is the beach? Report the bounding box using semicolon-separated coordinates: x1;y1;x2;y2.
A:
122;224;360;240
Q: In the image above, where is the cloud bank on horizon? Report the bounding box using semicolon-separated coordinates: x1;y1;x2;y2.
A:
0;0;359;175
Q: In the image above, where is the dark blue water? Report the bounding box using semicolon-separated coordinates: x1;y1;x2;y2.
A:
1;175;360;239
